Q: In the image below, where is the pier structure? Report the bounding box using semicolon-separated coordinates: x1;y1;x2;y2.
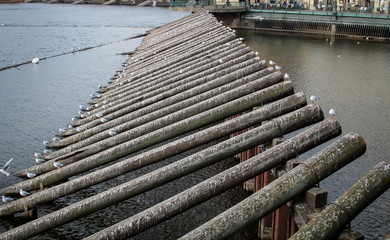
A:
0;12;389;240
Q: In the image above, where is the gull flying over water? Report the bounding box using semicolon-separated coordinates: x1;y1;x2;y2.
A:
0;158;13;176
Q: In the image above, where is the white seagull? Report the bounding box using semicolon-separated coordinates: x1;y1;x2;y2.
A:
27;172;36;178
100;118;108;123
53;162;64;168
19;189;30;197
34;152;42;158
43;149;52;154
31;57;40;64
96;113;103;118
77;127;84;132
310;95;320;103
35;158;45;164
275;65;282;70
329;109;336;118
108;130;117;136
2;195;13;203
255;51;260;56
0;158;13;176
284;73;290;79
269;60;276;66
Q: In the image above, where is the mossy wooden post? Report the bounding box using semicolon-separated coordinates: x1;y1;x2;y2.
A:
1;82;293;194
0;93;309;216
83;119;344;240
0;112;337;240
178;132;366;240
290;161;390;240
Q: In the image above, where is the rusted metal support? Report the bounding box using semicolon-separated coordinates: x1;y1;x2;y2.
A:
0;105;329;240
2;82;293;194
83;119;343;240
178;132;366;240
1;93;308;216
290;161;390;240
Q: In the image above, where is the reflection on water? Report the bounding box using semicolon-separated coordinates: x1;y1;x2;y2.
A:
236;29;390;239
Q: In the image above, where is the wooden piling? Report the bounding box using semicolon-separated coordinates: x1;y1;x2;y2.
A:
2;93;309;216
289;161;390;240
178;132;366;240
2;82;293;194
83;119;343;240
0;113;337;240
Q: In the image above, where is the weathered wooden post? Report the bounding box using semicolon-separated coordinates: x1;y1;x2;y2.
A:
2;83;294;194
178;132;366;240
289;161;390;240
82;119;344;240
0;114;338;240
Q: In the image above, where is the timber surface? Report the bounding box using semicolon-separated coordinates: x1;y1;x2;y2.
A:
0;11;380;240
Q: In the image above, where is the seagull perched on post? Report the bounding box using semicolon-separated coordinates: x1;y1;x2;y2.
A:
329;109;336;119
269;60;276;66
19;189;30;197
53;162;64;168
100;118;108;123
284;73;290;80
77;127;84;132
310;95;320;104
2;195;13;203
27;172;36;178
35;158;45;164
0;158;13;176
275;65;282;70
108;130;117;136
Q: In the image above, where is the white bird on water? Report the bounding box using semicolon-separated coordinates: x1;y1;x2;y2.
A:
53;162;64;168
19;189;30;197
329;109;336;118
27;172;36;178
310;95;320;103
31;57;40;64
2;195;13;203
269;60;276;66
0;158;13;176
108;130;117;136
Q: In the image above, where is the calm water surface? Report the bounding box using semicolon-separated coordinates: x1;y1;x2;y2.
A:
0;3;389;239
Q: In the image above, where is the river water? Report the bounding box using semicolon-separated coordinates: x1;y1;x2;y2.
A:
0;3;389;239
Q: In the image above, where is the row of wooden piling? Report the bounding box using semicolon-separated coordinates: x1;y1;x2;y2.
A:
0;11;389;240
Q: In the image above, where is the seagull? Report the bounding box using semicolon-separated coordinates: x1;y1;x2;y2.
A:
239;37;244;41
34;152;42;158
329;109;336;118
255;51;260;56
337;55;341;58
94;103;100;108
59;128;67;133
31;58;40;64
269;60;276;66
310;95;320;103
71;117;77;121
108;130;117;136
219;59;224;64
284;73;290;79
19;189;30;197
275;65;282;70
0;158;13;176
53;162;64;168
43;149;52;154
2;196;13;203
35;158;45;164
80;114;87;118
77;127;84;132
52;137;60;142
100;118;108;123
27;172;36;178
96;113;103;118
43;140;50;146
